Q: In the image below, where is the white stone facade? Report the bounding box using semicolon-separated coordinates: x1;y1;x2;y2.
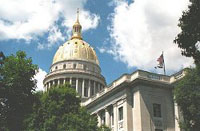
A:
82;70;184;131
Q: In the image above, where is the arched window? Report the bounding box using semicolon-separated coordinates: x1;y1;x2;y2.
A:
83;65;87;70
63;64;66;69
55;66;58;70
73;64;76;69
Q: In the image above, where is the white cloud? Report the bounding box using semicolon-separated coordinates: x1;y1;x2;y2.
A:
0;0;61;41
64;10;100;31
38;25;65;49
0;0;100;48
103;0;193;74
34;68;47;91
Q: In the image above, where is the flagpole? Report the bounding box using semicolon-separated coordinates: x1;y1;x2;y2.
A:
162;51;166;75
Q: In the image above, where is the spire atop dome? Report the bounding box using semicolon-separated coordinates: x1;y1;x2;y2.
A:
76;8;79;23
71;8;82;40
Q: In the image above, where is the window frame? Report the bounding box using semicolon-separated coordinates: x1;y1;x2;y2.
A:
153;103;161;118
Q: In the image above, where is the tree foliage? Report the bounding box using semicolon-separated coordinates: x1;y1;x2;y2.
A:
0;51;38;131
174;65;200;130
23;84;100;131
174;0;200;64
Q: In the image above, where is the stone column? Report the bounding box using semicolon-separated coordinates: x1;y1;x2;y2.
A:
57;79;60;85
76;78;78;92
53;80;55;85
97;112;101;127
113;103;118;131
82;79;85;97
44;84;46;91
105;107;110;127
123;100;128;130
46;84;48;91
88;80;91;97
48;82;51;90
98;83;100;92
70;77;72;85
124;89;133;130
63;78;66;84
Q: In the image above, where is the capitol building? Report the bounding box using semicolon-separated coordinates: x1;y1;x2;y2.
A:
43;12;183;131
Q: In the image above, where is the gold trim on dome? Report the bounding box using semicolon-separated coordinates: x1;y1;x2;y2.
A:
52;39;99;65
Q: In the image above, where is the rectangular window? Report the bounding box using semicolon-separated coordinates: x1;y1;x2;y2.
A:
118;107;123;121
111;107;114;126
153;103;161;117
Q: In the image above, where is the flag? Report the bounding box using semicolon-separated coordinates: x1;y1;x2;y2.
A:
156;54;164;68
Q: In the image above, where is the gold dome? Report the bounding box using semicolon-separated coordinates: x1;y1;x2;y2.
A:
52;39;99;65
52;9;99;65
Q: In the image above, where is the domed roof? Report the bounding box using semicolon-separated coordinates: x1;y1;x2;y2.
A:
52;9;99;65
52;39;99;65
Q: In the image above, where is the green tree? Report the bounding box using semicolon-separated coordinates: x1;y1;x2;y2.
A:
174;0;200;64
174;0;200;130
98;125;111;131
23;84;100;131
174;66;200;130
0;51;38;131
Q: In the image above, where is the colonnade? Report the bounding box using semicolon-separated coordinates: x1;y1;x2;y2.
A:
96;103;124;131
44;77;104;97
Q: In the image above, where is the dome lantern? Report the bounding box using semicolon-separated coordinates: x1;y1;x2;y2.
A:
71;8;82;40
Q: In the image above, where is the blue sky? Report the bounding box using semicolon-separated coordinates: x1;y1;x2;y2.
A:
0;0;193;90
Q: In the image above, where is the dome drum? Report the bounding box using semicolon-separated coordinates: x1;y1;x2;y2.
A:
43;73;106;98
50;60;101;74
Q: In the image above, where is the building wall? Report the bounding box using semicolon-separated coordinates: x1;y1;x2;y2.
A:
134;85;175;131
87;82;176;131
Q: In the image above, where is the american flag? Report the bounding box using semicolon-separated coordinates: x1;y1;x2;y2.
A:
156;54;164;68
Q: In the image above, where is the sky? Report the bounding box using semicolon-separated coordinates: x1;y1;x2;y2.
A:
0;0;194;91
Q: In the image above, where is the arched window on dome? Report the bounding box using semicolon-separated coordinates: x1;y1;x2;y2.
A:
55;66;58;70
73;63;77;69
63;64;66;69
83;64;87;70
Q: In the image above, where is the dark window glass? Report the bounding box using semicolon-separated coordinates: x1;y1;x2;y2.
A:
73;64;76;69
153;103;161;117
118;107;123;121
63;64;66;69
